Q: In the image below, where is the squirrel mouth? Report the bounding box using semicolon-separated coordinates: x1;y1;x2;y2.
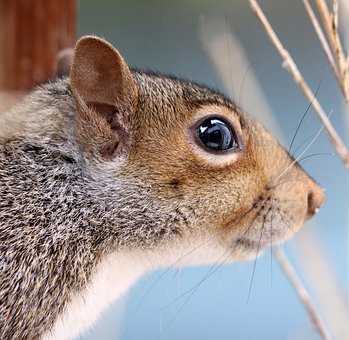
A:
234;229;287;251
235;237;270;250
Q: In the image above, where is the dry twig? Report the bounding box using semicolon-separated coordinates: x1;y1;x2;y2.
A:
249;0;349;168
302;0;340;82
314;0;349;100
302;0;349;101
274;247;332;340
296;229;349;340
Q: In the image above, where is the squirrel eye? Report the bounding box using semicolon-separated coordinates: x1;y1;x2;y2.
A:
196;117;239;153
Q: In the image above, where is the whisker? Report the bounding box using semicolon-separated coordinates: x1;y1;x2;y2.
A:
160;249;230;311
297;152;334;163
270;209;274;288
163;251;232;331
130;237;215;315
231;202;258;229
292;132;319;156
241;207;262;238
247;209;269;303
272;112;331;185
289;81;322;154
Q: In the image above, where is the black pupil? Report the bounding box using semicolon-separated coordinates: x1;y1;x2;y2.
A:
197;117;238;152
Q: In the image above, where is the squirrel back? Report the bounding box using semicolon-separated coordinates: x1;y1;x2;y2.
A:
0;36;325;339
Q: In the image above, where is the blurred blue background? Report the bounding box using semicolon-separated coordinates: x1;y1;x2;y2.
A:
78;1;349;339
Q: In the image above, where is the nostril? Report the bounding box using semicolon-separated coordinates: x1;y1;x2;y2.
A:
307;187;325;217
307;192;316;216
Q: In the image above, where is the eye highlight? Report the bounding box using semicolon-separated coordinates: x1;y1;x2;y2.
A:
195;116;240;153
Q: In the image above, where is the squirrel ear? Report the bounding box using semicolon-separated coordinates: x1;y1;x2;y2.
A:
70;35;137;108
70;36;137;159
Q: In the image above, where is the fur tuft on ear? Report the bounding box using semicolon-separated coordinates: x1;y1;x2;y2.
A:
70;36;138;159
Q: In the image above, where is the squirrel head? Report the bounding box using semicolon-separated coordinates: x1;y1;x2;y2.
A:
2;36;325;266
64;36;325;262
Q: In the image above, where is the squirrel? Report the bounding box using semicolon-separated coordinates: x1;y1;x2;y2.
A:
0;36;325;340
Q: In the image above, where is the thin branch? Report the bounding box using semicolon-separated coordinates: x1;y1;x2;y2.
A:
249;0;349;168
302;0;341;88
296;228;349;340
333;0;339;32
315;0;349;100
315;0;344;69
274;247;333;340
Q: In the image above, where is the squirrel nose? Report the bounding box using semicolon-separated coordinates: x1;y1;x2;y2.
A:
306;183;325;218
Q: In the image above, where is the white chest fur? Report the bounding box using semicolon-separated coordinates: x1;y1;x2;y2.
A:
43;251;149;340
43;234;225;340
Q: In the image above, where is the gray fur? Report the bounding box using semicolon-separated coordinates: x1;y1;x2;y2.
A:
0;74;205;339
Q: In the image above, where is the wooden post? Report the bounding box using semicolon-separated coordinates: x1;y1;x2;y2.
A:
0;0;76;91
